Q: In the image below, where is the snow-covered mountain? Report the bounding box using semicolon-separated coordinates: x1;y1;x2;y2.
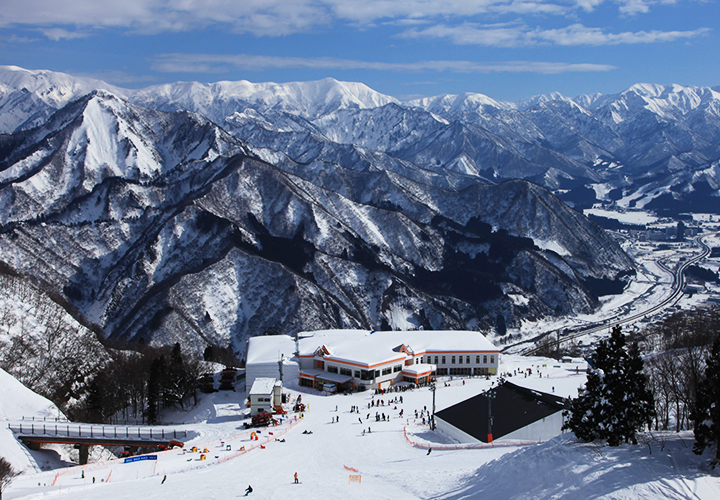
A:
2;65;719;215
0;87;633;352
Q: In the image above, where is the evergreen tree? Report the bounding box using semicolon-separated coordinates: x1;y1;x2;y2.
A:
146;355;166;425
691;335;720;466
563;325;654;445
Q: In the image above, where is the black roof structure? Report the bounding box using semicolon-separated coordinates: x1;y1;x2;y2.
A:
435;381;566;443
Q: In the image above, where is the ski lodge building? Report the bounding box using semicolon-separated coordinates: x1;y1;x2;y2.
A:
295;329;499;392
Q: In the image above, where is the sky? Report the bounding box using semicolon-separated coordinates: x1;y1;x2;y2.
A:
0;0;718;102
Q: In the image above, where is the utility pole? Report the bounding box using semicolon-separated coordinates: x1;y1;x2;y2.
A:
429;382;437;430
486;389;496;443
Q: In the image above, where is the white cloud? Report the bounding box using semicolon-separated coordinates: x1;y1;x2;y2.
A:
0;1;573;35
533;24;709;45
400;22;710;47
616;0;681;15
0;1;699;38
150;53;616;74
400;23;527;47
40;28;90;41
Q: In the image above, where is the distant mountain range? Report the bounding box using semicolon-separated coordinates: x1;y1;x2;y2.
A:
3;65;718;216
5;65;710;352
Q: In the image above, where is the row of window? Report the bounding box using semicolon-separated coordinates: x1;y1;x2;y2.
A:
323;355;495;379
436;367;491;376
418;354;495;365
326;365;404;380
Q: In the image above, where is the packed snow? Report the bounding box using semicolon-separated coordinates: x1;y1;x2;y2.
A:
3;354;719;500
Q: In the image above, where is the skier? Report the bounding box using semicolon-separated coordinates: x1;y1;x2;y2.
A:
427;448;432;455
358;417;362;424
245;485;253;496
294;472;299;484
162;475;167;484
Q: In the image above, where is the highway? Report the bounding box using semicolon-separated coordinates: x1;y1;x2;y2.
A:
505;231;716;356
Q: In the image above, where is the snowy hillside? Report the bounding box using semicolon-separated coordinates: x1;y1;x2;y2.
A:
0;88;634;352
0;273;109;414
0;367;66;474
3;355;719;500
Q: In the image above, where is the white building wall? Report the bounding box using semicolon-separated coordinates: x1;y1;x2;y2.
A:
499;411;565;442
249;393;273;415
246;361;299;389
435;417;482;444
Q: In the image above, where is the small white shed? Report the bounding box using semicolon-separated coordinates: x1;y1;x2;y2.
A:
248;378;283;415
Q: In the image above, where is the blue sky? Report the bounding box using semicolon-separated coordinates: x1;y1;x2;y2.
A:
0;0;717;101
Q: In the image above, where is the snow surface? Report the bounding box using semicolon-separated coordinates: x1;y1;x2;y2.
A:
584;208;659;225
3;355;719;500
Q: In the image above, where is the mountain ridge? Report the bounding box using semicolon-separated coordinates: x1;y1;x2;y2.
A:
0;88;634;351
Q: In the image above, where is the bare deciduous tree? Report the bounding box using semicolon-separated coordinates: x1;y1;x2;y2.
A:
0;456;18;500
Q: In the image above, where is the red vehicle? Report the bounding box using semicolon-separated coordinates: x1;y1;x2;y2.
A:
244;412;277;428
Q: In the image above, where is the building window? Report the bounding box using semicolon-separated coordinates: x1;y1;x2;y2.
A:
393;365;402;372
435;356;439;364
354;371;360;378
327;365;338;373
451;356;455;364
340;367;352;376
466;356;470;364
476;355;480;364
360;370;373;381
483;355;487;364
459;356;463;364
491;355;495;364
375;370;380;378
442;356;446;364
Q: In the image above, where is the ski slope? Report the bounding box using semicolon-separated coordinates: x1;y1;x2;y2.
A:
3;357;720;499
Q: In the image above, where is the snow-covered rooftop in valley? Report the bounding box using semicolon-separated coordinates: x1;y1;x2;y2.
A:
245;335;297;365
584;207;659;225
298;329;498;366
3;354;719;500
248;377;279;395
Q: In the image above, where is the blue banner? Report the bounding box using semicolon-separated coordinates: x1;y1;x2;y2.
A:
124;455;158;463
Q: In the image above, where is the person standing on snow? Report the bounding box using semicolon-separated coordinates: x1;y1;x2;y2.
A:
294;472;299;484
245;485;253;495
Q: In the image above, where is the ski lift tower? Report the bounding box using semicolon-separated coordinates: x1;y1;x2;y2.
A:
486;389;496;443
429;382;437;430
